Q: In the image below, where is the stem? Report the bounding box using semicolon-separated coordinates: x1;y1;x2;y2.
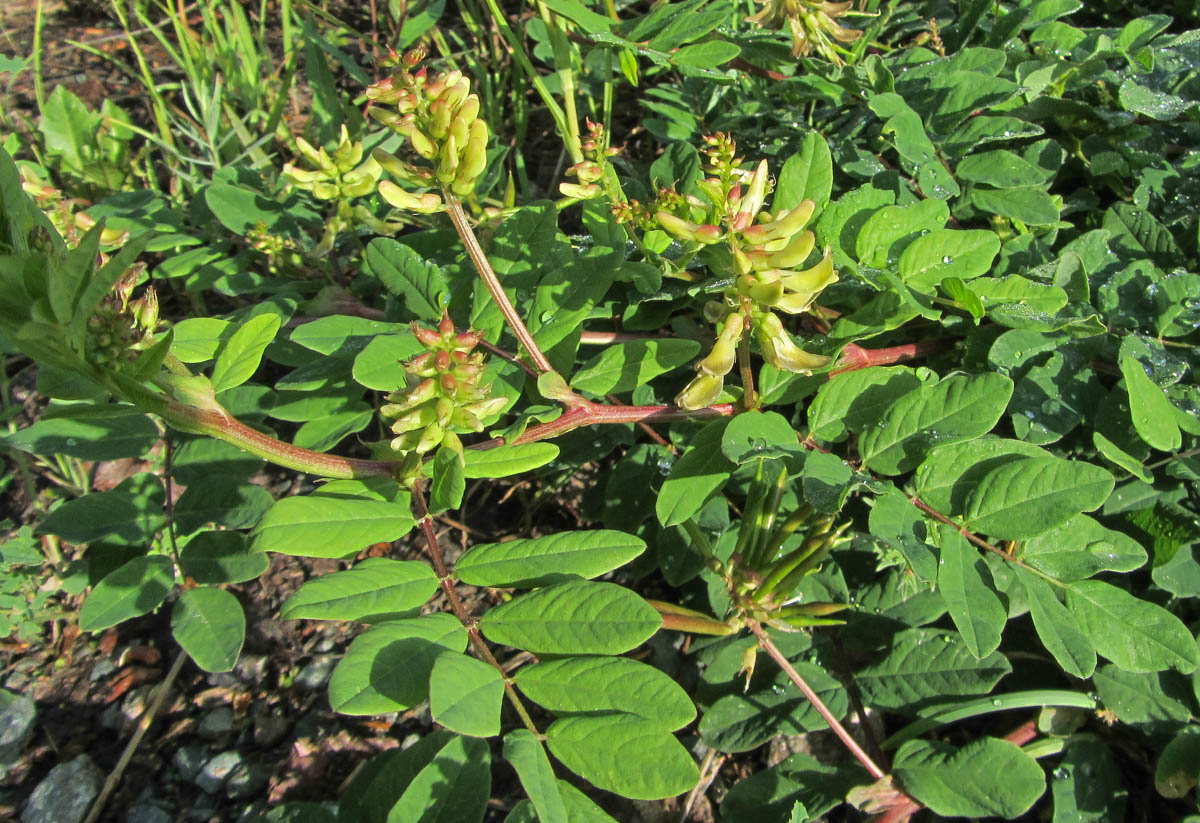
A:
749;621;886;780
444;196;554;374
473;402;736;449
736;332;757;411
881;689;1098;750
831;339;952;376
412;483;541;736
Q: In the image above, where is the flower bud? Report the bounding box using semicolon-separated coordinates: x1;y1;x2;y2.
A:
676;372;725;410
764;230;817;269
738;274;784;306
754;312;831;374
732;159;769;231
378;181;443;213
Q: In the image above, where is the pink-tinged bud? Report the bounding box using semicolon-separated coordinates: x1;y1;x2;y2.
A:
435;396;454;426
733;159;770;230
760;199;817;241
694;224;724;244
435;350;452;371
740;224;772;245
389;404;437;434
408;127;437;160
406;352;435;373
438;310;456;337
377;181;443;213
455;331;482;349
403;46;426;67
408;378;438;406
415;422;444;454
413;322;442;347
676;372;725;410
559;182;601;200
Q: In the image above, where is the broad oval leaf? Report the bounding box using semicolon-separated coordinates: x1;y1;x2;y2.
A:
328;614;466;714
1012;567;1096;679
252;494;415;558
721;410;802;463
478;580;661;655
366;238;448;323
859;373;1014;476
515;656;695;730
171;586;245;672
937;526;1007;659
963;456;1113;540
1019;515;1146;582
570;339;700;395
914;436;1051;515
894;737;1046;818
281;558;438;622
211;313;281;393
898;229;1000;291
456;530;646;588
80;555;175;632
463;443;559;478
855;628;1011;710
178;531;269;584
656;419;734;527
387;735;490;823
4;404;157;460
1066;580;1199;674
428;651;504;738
546;713;699;800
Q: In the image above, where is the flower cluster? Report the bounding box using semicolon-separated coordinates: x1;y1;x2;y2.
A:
381;312;506;460
367;47;489;205
656;134;837;409
283;125;382;202
559;119;619;201
747;0;862;64
85;268;161;369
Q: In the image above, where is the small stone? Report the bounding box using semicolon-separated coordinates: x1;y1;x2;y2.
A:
197;707;236;739
0;692;36;777
126;804;172;823
294;656;337;691
196;751;244;794
21;754;103;823
252;714;290;747
313;637;336;653
172;745;209;782
233;656;268;685
207;672;239;690
225;762;270;799
89;658;116;682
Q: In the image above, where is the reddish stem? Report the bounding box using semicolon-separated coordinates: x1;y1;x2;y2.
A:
1003;720;1038;747
831;339;951;376
579;330;671;344
473;403;736;449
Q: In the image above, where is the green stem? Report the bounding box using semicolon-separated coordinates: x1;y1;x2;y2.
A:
444;194;554;374
536;3;584;163
33;0;47;112
882;690;1098;751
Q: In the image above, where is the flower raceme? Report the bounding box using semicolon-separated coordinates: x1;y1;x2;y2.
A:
366;48;490;205
651;137;837;409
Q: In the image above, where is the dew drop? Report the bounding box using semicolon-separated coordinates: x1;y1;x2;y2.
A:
942;255;953;264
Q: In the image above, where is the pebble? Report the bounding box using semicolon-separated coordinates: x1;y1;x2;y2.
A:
197;707;236;739
89;658;117;682
225;762;270;799
294;656;337;691
21;754;103;823
252;714;290;747
234;655;269;685
126;804;172;823
0;692;36;777
172;744;209;782
196;751;244;794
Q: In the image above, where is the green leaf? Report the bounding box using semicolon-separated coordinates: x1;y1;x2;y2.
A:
252;494;414;558
962;456;1113;539
338;732;455;823
178;531;268;584
211;313;281;393
428;652;504;737
894;737;1045;818
171;586;245;672
366;239;448;322
971;188;1061;225
937;526;1006;658
671;39;741;69
1121;351;1182;452
515;656;694;731
503;731;567;823
281;558;438;622
808;366;924;443
898;229;1000;291
774;132;834;215
387;735;490;823
859;373;1014;475
545;713;698;800
457;530;645;588
916;438;1051;517
1052;737;1127;822
352;333;424;391
1066;579;1199;673
1092;665;1193;726
170;317;232;362
478;580;661;655
329;614;466;714
1156;730;1200;799
570;339;699;395
462;443;558;478
656;419;734;526
721;410;802;463
1019;514;1146;582
956;150;1052;187
4;404;157;460
38;479;166;544
79;555;175;631
855;628;1011;711
698;662;849;753
856;199;949;267
173;478;274;533
1012;567;1096;679
429;446;465;514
